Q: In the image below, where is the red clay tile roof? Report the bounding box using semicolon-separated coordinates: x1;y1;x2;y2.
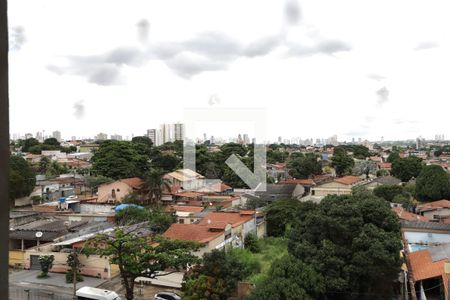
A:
282;179;315;186
418;200;450;211
165;205;204;213
378;162;392;170
408;248;450;297
163;224;223;243
120;177;144;189
334;176;362;185
174;191;204;198
198;211;254;229
239;210;256;215
392;207;429;222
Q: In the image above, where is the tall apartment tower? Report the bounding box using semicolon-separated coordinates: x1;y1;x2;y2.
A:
173;123;184;141
52;130;62;142
147;129;157;144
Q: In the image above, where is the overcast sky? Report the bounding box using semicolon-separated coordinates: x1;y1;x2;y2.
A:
8;0;450;142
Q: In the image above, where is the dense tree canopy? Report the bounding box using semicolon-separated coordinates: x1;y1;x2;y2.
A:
20;138;39;152
183;249;259;300
248;255;324;300
373;184;404;202
331;148;355;176
287;194;402;300
335;145;370;159
287;153;322;179
391;156;423;182
91;141;147;179
9;155;36;205
416;165;450;201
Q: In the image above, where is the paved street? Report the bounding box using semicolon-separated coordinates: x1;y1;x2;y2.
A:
9;270;106;300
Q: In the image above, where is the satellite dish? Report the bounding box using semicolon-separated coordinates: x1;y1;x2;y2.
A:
35;231;43;238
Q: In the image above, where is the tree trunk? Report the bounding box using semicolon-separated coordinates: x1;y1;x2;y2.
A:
122;275;135;300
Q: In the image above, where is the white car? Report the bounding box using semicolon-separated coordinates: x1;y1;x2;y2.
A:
75;286;121;300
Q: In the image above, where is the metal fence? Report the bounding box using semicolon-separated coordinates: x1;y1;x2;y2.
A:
9;287;74;300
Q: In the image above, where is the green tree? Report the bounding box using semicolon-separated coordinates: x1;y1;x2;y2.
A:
391;156;423;182
9;155;36;206
37;255;55;278
91;140;146;179
287;153;322;179
86;228;199;300
265;200;308;237
115;207;175;233
373;185;404;202
288;194;402;300
387;152;400;163
416;165;450;201
183;249;258;300
65;252;83;283
244;233;261;253
21;138;39;152
144;168;167;205
43;137;60;146
331;148;355;176
248;255;324;300
392;194;413;210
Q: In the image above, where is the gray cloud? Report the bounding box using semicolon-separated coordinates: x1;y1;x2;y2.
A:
73;100;85;119
376;86;389;105
10;26;26;51
48;4;351;81
284;0;302;25
244;35;282;57
136;19;150;44
47;60;123;86
287;39;351;56
367;74;385;81
88;65;122;85
415;41;439;51
165;52;228;79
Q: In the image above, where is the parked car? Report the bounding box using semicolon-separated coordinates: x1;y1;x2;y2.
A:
154;291;181;300
76;286;121;300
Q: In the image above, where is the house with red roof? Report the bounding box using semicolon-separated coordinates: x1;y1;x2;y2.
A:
392;207;429;222
311;176;364;197
97;177;144;204
163;210;265;256
417;200;450;221
407;244;450;300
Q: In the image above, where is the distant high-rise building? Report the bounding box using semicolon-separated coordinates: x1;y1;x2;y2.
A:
173;123;184;141
36;131;44;142
71;136;77;141
95;133;108;141
435;134;445;141
416;136;425;149
160;123;172;144
52;130;62;142
147;129;157;144
110;134;122;141
278;136;282;144
243;134;250;145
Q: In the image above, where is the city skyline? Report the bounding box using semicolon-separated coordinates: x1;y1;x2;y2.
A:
8;0;450;142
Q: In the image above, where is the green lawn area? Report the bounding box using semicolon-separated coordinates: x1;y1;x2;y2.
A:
240;237;289;285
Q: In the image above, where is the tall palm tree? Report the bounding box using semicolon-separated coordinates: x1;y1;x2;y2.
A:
144;168;169;206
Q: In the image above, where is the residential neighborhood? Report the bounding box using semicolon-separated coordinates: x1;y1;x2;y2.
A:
4;1;450;299
6;131;450;300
